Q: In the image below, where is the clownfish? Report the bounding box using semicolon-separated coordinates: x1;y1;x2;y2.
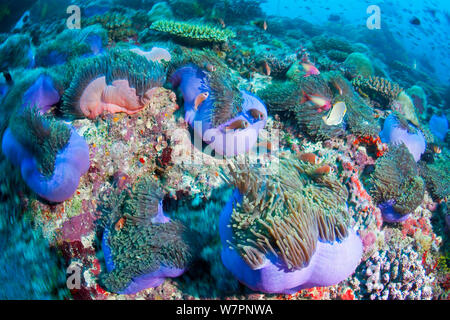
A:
194;92;209;110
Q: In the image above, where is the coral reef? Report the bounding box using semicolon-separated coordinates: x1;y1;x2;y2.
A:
343;52;374;78
352;76;402;108
367;144;425;222
219;152;362;293
85;12;136;43
0;33;34;71
150;20;235;44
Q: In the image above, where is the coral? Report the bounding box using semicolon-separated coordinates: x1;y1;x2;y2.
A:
391;91;420;126
148;2;174;22
0;33;34;71
357;246;435;300
311;35;355;54
368;144;425;222
343;53;374;78
379;113;426;162
419;153;450;200
255;53;296;79
406;85;427;120
86;12;136;43
99;178;192;294
428;114;448;142
352;76;402;108
61;49;166;119
170;64;267;156
2;108;90;202
0;214;69;299
219;152;362;293
211;0;266;24
35;25;108;67
150;20;235;44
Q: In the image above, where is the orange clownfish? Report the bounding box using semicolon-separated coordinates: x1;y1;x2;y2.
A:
225;119;249;130
194;92;209;111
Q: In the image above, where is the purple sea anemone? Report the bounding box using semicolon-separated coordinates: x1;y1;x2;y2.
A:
1;108;89;202
379;113;426;162
429;114;448;141
21;74;60;113
219;155;363;294
170;65;267;156
100;178;191;294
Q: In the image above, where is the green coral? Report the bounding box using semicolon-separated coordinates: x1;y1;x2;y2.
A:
150;20;235;44
368;144;425;215
344;52;374;78
419;151;450;200
86;12;136;43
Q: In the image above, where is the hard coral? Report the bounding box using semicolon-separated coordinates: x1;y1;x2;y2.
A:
150;20;235;44
219;153;362;293
352;76;402;108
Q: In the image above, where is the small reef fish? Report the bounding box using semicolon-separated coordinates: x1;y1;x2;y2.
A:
263;61;271;76
204;63;216;72
225;119;249;130
253;19;268;31
432;144;441;154
301;63;320;77
298;152;318;165
115;217;126;231
301;91;331;112
314;164;332;175
250;108;265;121
322;101;347;126
194;92;209;110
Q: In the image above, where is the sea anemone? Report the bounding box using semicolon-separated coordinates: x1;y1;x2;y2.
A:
429;114;448;141
1;107;89;202
368;144;425;223
170;64;267;156
21;74;60;114
99;178;192;294
219;153;362;293
61;49;166;119
379;113;426;162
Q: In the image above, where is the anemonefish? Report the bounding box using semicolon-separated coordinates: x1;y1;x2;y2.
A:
225;119;249;130
250;108;265;121
194;92;209;110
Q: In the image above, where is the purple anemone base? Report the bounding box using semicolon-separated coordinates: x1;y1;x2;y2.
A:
219;189;363;294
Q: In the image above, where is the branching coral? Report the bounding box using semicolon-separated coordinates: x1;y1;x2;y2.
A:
219;153;362;293
368;144;425;222
61;49;166;119
99;178;192;294
1;107;89;202
150;20;235;44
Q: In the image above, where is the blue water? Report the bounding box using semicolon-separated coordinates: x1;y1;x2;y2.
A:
262;0;450;83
